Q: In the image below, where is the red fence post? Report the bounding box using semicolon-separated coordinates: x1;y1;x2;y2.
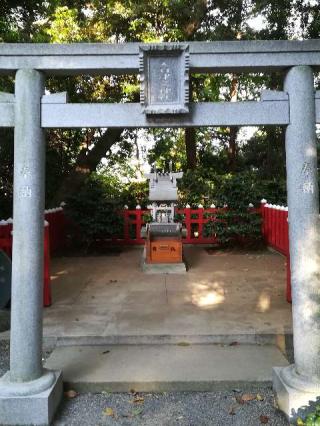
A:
185;206;192;243
198;206;203;241
260;199;267;240
260;201;291;303
135;206;142;243
0;220;11;257
123;208;129;243
6;218;13;257
272;205;276;248
264;204;270;244
276;206;281;251
279;206;286;254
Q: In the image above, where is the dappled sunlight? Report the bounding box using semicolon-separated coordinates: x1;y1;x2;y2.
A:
256;290;271;313
306;146;317;157
44;248;291;339
56;270;68;276
191;281;225;308
50;270;69;282
50;275;59;281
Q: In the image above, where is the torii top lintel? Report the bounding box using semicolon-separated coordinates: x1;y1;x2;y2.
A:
0;39;320;75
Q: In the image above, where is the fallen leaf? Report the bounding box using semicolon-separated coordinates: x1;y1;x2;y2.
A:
260;415;269;424
177;342;190;346
236;393;255;404
242;394;256;402
132;407;143;417
103;407;115;417
64;389;77;399
256;393;264;401
235;396;244;405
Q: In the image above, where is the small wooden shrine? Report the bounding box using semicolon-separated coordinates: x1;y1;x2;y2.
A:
141;166;187;272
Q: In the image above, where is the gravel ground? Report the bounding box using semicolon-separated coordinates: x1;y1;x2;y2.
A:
0;341;289;426
0;340;9;376
54;389;289;426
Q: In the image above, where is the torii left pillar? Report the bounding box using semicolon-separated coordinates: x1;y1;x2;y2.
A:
0;69;62;425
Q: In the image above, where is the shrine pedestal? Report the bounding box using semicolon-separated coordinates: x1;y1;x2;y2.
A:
141;247;187;274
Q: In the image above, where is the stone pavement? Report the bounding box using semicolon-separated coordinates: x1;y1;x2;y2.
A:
42;246;292;346
45;343;288;392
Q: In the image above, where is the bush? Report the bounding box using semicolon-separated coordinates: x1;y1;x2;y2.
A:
202;173;263;246
65;173;124;247
121;180;149;209
64;168;285;248
204;209;262;246
178;169;286;208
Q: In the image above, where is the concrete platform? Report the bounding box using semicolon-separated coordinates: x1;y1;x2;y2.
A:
45;344;288;392
40;247;292;347
142;260;187;274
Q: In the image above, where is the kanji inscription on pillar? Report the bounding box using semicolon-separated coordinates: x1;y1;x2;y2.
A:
139;44;189;114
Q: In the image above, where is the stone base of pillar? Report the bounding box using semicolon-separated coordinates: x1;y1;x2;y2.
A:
273;366;320;422
0;370;62;425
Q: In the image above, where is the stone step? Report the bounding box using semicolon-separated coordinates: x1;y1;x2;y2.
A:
42;332;293;347
45;343;289;393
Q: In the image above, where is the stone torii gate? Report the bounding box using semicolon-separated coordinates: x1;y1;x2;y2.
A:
0;40;320;424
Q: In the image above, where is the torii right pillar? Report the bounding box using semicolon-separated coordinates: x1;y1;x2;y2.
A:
273;65;320;420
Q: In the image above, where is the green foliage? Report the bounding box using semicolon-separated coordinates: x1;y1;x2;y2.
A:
204;210;262;246
295;403;320;425
142;213;152;223
121;181;149;209
64;170;151;245
1;0;319;223
45;6;82;42
65;173;124;246
199;173;263;246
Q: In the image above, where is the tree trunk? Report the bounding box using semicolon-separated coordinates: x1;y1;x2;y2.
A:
185;76;197;169
51;128;123;205
228;127;238;171
185;127;197;169
228;74;239;171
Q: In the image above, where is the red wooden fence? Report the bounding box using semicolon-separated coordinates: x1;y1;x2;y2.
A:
0;207;66;307
0;220;51;307
115;207;223;245
0;202;292;304
44;207;66;253
260;201;291;302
